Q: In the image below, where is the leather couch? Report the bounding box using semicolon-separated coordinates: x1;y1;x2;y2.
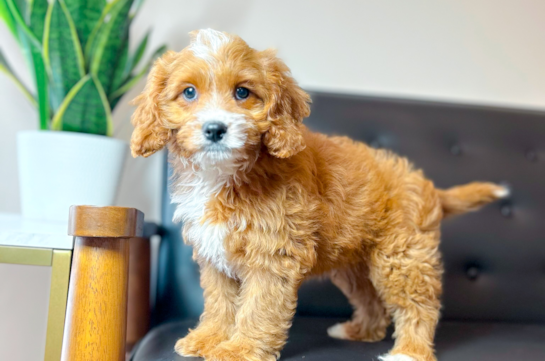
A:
131;92;545;360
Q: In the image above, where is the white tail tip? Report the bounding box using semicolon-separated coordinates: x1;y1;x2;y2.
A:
494;186;510;198
378;354;416;361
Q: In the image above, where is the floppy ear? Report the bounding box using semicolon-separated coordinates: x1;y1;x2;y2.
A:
260;49;311;158
130;51;177;158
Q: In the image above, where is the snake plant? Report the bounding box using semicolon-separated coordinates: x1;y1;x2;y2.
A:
0;0;166;135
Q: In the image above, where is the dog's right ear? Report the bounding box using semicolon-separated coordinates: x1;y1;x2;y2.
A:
130;51;177;158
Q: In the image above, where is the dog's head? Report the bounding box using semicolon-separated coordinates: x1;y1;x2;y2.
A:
130;29;311;169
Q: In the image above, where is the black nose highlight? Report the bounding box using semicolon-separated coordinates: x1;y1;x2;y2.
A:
203;121;228;142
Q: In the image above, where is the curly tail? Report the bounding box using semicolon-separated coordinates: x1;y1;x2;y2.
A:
439;182;509;218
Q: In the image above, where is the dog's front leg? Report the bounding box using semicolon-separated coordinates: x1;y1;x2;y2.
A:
206;262;303;361
175;262;239;357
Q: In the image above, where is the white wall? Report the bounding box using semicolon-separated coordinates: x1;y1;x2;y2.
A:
1;0;544;220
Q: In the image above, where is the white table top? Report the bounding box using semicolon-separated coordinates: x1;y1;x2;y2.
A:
0;213;74;250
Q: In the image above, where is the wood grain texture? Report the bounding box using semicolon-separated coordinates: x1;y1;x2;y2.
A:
126;237;151;350
68;205;144;238
61;237;130;361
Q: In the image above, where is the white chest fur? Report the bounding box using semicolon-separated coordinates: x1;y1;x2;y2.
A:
171;168;235;278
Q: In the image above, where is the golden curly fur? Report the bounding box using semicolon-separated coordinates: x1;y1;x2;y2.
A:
130;29;508;361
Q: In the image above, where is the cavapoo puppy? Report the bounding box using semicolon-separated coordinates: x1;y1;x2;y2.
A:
130;29;507;361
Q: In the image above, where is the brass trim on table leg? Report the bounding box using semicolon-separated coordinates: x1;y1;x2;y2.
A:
44;250;72;361
0;245;52;266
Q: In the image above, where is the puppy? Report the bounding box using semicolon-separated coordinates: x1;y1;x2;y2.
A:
130;29;508;361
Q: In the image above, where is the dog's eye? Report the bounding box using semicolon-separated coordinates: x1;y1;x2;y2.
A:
182;87;197;101
235;87;250;100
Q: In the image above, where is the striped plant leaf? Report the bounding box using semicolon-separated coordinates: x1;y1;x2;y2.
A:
52;74;113;135
43;0;85;111
2;0;27;25
3;0;162;133
110;44;166;101
28;0;48;40
5;0;41;48
86;0;133;95
123;30;149;79
129;0;144;19
0;48;36;106
0;0;19;41
18;28;49;129
64;0;105;49
109;35;129;103
14;0;25;20
109;44;166;110
11;0;50;130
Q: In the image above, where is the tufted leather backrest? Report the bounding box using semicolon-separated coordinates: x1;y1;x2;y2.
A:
155;92;545;325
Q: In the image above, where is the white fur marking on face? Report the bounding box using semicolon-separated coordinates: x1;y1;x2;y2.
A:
189;28;229;62
378;354;416;361
171;162;237;278
195;108;251;150
327;323;348;340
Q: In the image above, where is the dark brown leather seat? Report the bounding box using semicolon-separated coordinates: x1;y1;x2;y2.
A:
133;318;545;361
132;92;545;360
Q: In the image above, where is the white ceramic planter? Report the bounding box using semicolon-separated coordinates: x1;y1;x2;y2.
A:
17;130;128;221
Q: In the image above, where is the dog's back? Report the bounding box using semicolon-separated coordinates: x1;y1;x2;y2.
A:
305;127;507;232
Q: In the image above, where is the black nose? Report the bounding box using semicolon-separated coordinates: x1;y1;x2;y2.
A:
203;121;227;142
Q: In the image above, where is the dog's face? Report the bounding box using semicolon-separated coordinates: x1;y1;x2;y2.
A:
130;29;311;169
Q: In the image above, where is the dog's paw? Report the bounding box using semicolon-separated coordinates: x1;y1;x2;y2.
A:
174;334;203;358
328;321;387;342
327;323;348;339
174;337;199;357
174;328;228;358
378;354;416;361
206;340;276;361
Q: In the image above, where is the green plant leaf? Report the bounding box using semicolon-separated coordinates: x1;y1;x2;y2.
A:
0;0;19;40
109;36;129;102
86;0;134;95
51;74;113;135
14;0;25;20
124;30;148;78
7;0;49;127
5;0;41;48
108;44;166;110
64;0;105;49
110;44;166;101
43;0;85;111
18;28;49;129
0;48;36;106
129;0;144;18
28;0;48;40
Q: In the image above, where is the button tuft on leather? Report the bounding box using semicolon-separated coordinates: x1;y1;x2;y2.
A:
450;144;462;156
525;149;538;162
369;139;381;148
466;265;480;281
500;202;513;218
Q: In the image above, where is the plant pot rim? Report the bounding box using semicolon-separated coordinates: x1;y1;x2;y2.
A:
18;130;127;145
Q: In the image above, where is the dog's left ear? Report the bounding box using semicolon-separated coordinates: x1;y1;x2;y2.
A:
260;49;311;158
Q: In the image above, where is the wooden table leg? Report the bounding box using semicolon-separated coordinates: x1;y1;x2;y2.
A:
61;206;143;361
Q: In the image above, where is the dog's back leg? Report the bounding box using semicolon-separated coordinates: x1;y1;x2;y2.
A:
370;231;442;361
327;262;391;342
